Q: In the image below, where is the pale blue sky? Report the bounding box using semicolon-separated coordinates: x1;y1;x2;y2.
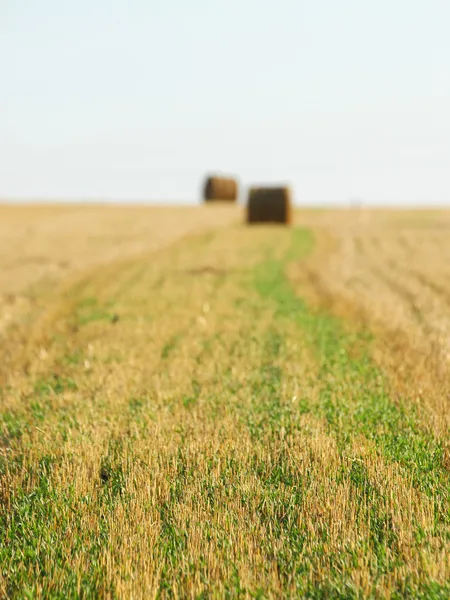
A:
1;0;449;205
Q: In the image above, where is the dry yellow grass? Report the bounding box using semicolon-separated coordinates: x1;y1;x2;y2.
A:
290;208;450;439
0;204;241;294
0;203;239;333
298;208;450;356
1;206;449;598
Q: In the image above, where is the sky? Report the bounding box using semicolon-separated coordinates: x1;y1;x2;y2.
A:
1;0;450;206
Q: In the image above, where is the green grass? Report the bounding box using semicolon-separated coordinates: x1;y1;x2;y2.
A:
1;225;449;598
254;229;449;507
1;456;112;599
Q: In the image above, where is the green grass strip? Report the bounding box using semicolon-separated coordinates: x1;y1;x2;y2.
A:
254;228;450;522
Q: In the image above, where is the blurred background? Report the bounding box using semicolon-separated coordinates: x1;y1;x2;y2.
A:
1;0;449;205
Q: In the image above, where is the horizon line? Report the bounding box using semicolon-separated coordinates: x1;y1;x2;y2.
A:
0;197;449;209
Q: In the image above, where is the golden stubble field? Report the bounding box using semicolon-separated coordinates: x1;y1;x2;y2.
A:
1;204;450;599
293;208;450;438
0;203;239;333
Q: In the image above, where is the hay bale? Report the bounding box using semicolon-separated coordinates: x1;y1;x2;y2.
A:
246;186;292;225
203;175;238;202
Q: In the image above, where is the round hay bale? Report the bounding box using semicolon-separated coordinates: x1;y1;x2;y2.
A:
246;186;292;225
203;175;238;202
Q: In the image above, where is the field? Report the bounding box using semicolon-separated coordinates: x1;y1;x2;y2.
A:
1;205;449;599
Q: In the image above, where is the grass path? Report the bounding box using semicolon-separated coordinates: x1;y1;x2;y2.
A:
1;225;449;599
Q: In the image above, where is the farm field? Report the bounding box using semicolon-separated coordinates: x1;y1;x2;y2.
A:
1;205;450;599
